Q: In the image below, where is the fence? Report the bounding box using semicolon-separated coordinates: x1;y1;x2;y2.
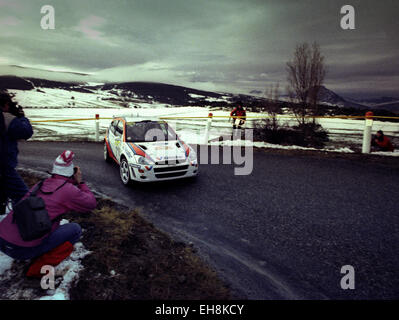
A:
29;112;399;154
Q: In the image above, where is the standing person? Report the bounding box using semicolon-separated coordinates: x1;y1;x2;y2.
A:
372;130;394;152
0;103;7;214
0;150;97;277
0;92;33;214
230;102;247;130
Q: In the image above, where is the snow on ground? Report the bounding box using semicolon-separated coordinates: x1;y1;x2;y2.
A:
22;103;399;155
0;251;13;275
9;86;399;143
0;215;91;300
210;139;355;153
369;150;399;157
39;239;91;300
9;88;120;109
25;106;224;143
188;93;205;99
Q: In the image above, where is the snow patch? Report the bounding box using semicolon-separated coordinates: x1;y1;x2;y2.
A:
188;93;205;99
0;253;13;275
211;140;356;153
39;242;91;300
370;150;399;157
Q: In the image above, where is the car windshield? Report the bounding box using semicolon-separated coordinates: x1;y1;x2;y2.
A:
125;121;176;142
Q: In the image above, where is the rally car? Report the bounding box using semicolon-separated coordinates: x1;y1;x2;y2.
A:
104;117;199;184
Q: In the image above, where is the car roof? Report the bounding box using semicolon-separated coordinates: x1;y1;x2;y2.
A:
112;116;166;124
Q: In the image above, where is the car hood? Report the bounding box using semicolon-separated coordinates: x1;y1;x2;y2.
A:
135;140;188;162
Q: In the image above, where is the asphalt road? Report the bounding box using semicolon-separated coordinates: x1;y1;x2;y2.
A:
18;141;399;299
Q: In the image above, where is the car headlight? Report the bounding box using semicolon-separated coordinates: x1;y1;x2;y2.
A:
135;156;154;165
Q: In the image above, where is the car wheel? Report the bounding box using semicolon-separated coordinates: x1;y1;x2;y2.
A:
120;158;131;185
104;141;112;163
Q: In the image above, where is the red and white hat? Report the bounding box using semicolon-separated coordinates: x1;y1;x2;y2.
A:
51;150;75;177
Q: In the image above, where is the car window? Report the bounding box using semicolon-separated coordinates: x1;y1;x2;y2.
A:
109;120;117;135
116;121;124;136
125;121;176;142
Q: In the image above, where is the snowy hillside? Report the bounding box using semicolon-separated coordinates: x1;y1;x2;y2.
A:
316;86;368;109
2;75;397;112
1;76;237;109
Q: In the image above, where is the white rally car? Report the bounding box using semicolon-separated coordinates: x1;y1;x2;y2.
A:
104;117;198;184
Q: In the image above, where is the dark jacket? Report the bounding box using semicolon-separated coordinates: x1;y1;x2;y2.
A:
1;112;33;168
0;111;5;168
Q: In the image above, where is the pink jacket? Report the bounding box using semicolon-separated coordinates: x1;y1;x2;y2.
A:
0;175;97;247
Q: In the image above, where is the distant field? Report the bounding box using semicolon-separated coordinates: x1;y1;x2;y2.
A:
25;106;399;152
6;84;398;153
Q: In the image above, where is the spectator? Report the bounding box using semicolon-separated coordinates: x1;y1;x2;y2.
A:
230;102;247;130
372;130;394;152
0;92;33;214
0;150;97;277
0;103;6;215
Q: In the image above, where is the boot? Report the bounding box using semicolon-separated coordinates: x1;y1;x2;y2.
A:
26;241;74;278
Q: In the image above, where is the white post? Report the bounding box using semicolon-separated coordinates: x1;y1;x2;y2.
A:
203;113;213;144
95;114;100;142
362;111;374;154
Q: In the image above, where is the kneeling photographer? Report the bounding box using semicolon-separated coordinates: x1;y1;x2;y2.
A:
0;150;97;277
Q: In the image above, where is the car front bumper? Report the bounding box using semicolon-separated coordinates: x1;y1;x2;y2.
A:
129;160;199;182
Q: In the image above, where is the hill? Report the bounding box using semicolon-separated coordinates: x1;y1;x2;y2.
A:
101;81;231;105
0;75;397;112
0;75;34;90
316;86;368;109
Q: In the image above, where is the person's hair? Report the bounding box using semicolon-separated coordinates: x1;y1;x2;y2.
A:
377;130;384;135
0;92;12;107
0;92;22;117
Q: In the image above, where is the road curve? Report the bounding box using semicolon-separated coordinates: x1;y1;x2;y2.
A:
18;141;399;299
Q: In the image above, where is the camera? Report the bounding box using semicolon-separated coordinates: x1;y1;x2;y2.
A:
9;103;24;118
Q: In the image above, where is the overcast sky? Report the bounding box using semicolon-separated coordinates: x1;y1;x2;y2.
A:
0;0;398;98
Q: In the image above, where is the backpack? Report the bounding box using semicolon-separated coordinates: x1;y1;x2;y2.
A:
12;179;67;241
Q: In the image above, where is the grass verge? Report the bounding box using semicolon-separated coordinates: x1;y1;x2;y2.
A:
18;171;231;300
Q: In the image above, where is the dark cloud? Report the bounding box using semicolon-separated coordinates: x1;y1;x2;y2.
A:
0;0;398;97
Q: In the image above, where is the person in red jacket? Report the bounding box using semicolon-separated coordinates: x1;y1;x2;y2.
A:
372;130;394;152
230;102;247;129
0;150;97;277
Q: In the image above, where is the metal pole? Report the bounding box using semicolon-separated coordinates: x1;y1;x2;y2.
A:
95;114;100;142
204;112;213;144
362;111;374;154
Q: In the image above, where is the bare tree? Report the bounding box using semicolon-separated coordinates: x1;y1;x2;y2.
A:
253;83;282;143
264;83;281;132
286;42;326;126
